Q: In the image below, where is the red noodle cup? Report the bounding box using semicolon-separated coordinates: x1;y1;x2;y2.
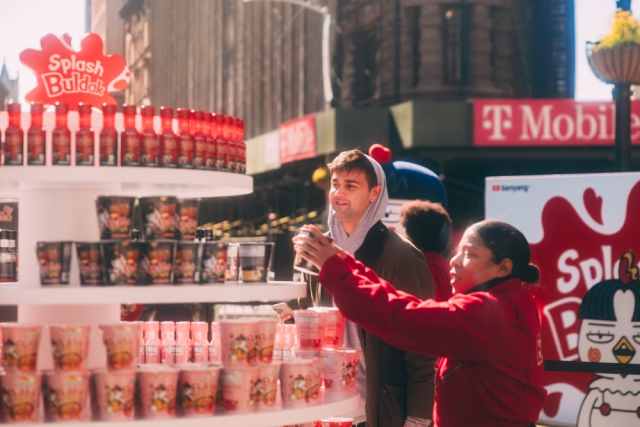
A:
96;196;136;240
36;241;72;285
91;369;136;421
174;242;200;284
179;365;220;417
1;324;41;373
256;363;280;411
140;196;180;240
102;241;141;285
50;325;89;372
321;417;354;427
177;198;200;241
293;310;327;350
0;372;42;422
321;347;360;401
99;323;140;371
292;349;324;405
220;320;258;366
139;240;175;285
280;358;316;408
311;307;345;348
43;371;90;421
137;365;179;419
256;319;277;364
75;242;105;285
221;366;260;414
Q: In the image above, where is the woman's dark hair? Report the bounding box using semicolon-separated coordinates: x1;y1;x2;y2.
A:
400;200;451;253
471;220;539;284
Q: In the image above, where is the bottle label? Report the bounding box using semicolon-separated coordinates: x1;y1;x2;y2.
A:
27;132;45;165
52;132;71;165
76;133;94;166
141;134;159;167
5;133;24;165
145;345;158;354
100;133;117;166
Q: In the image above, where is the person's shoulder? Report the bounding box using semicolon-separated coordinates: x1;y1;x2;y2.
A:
382;229;427;266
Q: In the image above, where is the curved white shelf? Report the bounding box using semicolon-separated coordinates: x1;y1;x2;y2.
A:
0;282;306;305
0;166;253;198
17;394;359;427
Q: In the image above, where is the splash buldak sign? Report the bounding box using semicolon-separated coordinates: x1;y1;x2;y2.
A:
474;99;640;146
19;33;130;107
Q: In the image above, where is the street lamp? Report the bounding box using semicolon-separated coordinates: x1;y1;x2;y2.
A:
242;0;333;110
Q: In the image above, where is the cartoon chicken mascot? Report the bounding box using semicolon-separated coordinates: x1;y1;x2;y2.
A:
577;250;640;426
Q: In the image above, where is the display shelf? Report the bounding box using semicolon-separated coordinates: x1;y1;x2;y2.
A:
15;394;359;427
0;166;253;198
0;282;306;305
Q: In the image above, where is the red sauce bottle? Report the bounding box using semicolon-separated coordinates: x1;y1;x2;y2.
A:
193;110;207;170
159;106;178;167
214;114;228;171
27;102;45;166
239;119;247;174
52;102;71;166
226;115;237;173
4;101;24;166
100;103;118;166
177;108;194;168
203;112;215;170
120;104;140;166
140;105;158;167
76;102;94;166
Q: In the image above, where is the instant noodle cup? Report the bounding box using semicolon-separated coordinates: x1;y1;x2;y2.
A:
96;196;136;240
174;242;200;284
321;417;354;427
139;196;180;240
137;365;179;419
75;242;105;285
293;310;327;350
321;347;360;402
36;241;72;285
280;358;315;408
239;242;274;282
179;364;220;417
1;324;41;373
221;366;260;414
43;371;90;421
292;349;323;405
50;325;89;372
177;198;200;241
91;369;136;421
220;320;258;366
0;372;42;422
102;241;141;285
139;240;175;285
256;319;277;364
200;242;228;284
256;363;280;411
225;243;240;282
99;323;140;371
311;307;345;348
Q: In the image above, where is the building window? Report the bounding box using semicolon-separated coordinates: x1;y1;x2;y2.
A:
406;6;421;88
352;27;378;102
443;5;469;85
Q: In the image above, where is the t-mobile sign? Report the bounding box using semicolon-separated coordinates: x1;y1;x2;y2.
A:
474;99;640;146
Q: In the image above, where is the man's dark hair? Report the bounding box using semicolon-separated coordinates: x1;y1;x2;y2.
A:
400;200;452;253
327;149;378;190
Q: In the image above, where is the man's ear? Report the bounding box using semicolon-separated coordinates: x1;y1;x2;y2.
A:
369;185;382;203
497;258;513;277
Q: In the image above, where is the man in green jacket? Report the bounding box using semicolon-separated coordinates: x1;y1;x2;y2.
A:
297;149;436;427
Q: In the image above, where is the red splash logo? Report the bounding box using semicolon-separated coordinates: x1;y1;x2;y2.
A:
20;33;130;108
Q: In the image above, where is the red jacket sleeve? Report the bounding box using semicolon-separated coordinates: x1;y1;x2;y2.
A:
319;254;502;361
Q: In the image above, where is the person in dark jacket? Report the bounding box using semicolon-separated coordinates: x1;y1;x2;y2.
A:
400;200;453;301
294;220;547;427
294;149;436;427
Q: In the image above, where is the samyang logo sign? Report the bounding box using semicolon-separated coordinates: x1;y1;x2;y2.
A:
20;33;130;108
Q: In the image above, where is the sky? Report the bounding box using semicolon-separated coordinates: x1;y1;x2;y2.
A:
0;0;629;103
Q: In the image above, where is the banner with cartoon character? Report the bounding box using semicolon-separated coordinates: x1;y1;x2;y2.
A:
486;172;640;426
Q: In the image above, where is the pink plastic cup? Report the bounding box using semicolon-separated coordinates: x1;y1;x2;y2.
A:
50;325;89;372
293;349;324;405
221;366;261;414
137;365;179;419
179;364;221;417
256;363;281;411
256;319;277;365
321;417;354;427
220;320;258;366
321;347;360;401
43;371;91;422
293;310;327;350
209;322;221;364
0;372;42;422
311;308;345;348
99;323;140;371
280;358;316;408
0;324;41;373
92;369;137;421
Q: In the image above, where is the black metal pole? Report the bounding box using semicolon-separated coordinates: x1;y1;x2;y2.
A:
613;84;632;172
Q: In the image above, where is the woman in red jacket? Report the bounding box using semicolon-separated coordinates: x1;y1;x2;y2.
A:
294;220;546;427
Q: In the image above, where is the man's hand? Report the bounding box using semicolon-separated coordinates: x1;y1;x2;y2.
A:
293;225;346;270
